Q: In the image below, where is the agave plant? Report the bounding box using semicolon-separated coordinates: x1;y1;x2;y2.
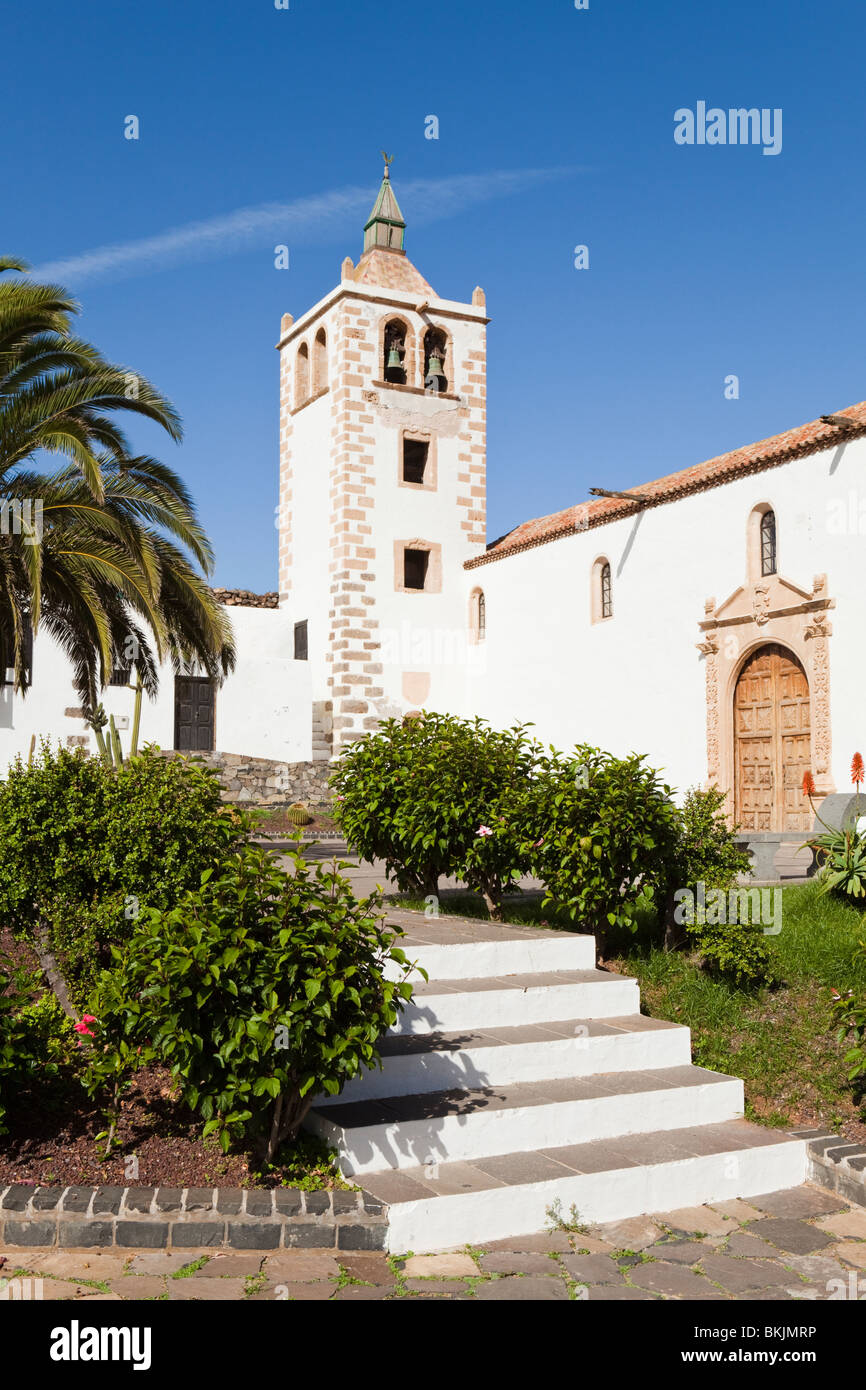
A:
804;757;866;901
0;256;235;713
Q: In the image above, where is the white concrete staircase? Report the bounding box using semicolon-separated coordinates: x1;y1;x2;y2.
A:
306;914;806;1252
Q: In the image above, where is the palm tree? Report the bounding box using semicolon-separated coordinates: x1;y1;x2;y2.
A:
0;257;235;720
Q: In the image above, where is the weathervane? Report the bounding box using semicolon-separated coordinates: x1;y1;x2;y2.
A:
381;150;394;178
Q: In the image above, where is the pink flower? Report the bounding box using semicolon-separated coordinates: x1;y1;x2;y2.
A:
477;825;493;837
80;1014;97;1024
73;1021;94;1037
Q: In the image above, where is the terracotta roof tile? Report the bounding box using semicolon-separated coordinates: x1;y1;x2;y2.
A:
466;401;866;569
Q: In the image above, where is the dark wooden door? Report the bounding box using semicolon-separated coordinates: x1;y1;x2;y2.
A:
734;644;811;831
174;676;215;751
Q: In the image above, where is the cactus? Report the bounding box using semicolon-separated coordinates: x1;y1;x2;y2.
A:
109;714;124;769
286;802;314;826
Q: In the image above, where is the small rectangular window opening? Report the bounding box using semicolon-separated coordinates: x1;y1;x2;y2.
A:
403;548;429;591
402;438;429;485
294;620;309;660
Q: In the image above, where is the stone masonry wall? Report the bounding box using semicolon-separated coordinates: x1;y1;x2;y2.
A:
160;751;332;806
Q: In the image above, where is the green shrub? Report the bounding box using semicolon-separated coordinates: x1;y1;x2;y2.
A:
45;892;131;1008
531;746;681;945
673;786;752;892
83;842;419;1160
0;954;76;1133
688;918;776;988
0;743;245;991
831;942;866;1082
331;713;539;914
667;786;773;985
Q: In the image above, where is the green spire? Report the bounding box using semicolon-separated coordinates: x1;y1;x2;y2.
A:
363;153;406;254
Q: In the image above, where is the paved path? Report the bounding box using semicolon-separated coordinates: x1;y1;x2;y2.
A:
273;838;545;903
3;1184;864;1300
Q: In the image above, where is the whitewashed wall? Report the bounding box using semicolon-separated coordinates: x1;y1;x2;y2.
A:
459;434;866;800
0;605;312;772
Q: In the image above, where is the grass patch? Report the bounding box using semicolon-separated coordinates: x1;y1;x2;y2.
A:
391;890;578;930
255;1133;355;1191
606;880;866;1135
171;1256;209;1279
395;880;866;1137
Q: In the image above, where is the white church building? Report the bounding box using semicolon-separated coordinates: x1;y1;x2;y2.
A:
6;164;866;834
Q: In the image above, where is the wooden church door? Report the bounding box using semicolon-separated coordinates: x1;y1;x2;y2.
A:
734;644;811;832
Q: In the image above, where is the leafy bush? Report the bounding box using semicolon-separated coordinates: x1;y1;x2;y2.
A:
688;918;775;988
331;713;539;914
45;892;131;1007
531;746;681;945
0;743;244;992
667;786;773;985
673;786;752;892
83;843;419;1160
831;942;866;1082
0;954;76;1132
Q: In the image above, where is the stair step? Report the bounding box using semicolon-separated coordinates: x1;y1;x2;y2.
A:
396;969;640;1033
393;931;595;982
359;1121;808;1252
307;1066;744;1174
314;1014;691;1105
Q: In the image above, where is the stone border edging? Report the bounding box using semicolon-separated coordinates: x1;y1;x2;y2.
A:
793;1128;866;1207
0;1184;388;1252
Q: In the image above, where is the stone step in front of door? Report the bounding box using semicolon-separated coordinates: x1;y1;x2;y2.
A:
362;1121;807;1253
395;969;640;1034
306;1067;745;1175
313;1014;692;1106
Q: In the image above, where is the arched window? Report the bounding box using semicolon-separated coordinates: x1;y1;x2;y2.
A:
423;327;448;393
383;319;407;384
747;503;777;581
295;342;310;407
600;562;612;618
313;328;328;393
591;557;612;622
469;588;486;642
760;509;777;576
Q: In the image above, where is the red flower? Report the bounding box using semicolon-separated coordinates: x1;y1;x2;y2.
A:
852;753;864;786
802;770;816;797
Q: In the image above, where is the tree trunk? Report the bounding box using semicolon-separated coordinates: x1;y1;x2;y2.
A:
264;1087;315;1163
662;888;685;952
481;880;503;921
35;924;78;1021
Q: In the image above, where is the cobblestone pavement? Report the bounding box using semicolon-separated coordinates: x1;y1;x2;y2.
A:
2;1184;864;1301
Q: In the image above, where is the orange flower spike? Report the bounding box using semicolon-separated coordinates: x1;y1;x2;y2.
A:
852;752;865;786
802;770;816;798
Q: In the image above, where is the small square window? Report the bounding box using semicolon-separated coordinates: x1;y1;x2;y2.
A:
402;438;429;485
403;549;429;591
294;620;308;660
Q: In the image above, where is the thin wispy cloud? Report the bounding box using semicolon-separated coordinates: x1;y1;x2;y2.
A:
32;168;574;286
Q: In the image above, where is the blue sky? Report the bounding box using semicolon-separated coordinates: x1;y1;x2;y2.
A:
5;0;866;588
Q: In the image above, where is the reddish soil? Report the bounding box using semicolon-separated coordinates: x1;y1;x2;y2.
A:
0;1064;342;1190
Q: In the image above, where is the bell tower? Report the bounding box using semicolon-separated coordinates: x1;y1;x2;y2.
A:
277;159;488;752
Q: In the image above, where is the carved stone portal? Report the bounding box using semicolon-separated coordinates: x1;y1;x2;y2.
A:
698;572;835;821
